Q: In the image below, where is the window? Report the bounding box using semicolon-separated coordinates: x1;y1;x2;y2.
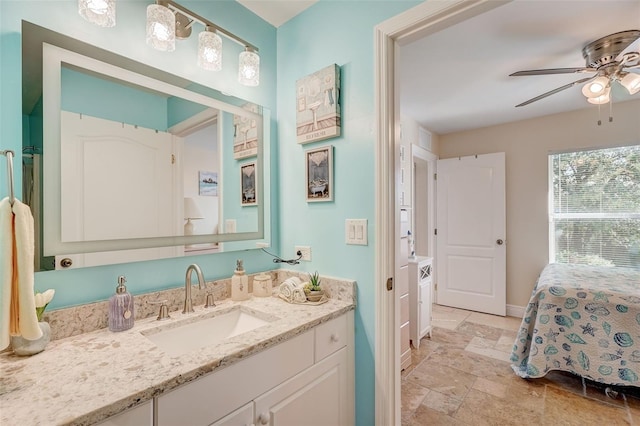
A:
549;145;640;268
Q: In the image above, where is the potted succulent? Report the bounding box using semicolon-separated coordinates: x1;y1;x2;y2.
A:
303;271;324;302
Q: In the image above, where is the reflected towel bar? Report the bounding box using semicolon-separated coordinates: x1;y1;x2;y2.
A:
1;149;15;205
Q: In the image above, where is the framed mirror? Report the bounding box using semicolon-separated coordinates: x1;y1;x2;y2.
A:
22;21;270;271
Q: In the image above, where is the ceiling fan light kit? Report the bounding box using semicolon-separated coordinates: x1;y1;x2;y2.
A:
511;29;640;124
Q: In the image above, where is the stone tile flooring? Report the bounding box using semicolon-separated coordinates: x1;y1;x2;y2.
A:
401;305;640;425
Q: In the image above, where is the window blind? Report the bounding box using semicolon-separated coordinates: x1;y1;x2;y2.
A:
549;145;640;268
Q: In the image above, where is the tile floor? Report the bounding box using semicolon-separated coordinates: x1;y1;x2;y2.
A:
401;304;640;425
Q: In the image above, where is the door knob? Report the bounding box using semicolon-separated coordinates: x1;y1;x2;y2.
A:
496;239;504;245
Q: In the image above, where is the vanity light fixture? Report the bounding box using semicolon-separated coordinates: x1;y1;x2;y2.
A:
78;0;116;28
145;0;260;86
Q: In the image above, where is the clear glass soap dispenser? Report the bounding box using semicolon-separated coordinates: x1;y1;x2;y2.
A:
108;275;134;332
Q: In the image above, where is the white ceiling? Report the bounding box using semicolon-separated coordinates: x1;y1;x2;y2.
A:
398;0;640;135
240;0;639;135
237;0;318;27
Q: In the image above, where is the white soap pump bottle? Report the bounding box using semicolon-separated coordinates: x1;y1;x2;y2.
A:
231;259;250;301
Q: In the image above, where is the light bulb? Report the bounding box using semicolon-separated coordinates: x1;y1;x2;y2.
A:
78;0;116;27
581;76;609;98
238;49;260;86
146;4;175;52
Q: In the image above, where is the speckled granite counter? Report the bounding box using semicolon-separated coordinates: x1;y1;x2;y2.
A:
0;292;355;425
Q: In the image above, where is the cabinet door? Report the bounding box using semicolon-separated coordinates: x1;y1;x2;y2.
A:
254;348;350;426
419;281;432;338
95;401;153;426
209;402;253;426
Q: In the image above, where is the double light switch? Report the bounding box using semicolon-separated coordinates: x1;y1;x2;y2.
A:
345;219;368;245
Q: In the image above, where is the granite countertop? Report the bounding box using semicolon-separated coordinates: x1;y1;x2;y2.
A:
0;295;354;425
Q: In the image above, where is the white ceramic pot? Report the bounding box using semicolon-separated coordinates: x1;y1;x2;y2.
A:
10;321;51;356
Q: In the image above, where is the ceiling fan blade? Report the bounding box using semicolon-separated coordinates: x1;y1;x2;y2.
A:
515;76;594;107
510;67;596;76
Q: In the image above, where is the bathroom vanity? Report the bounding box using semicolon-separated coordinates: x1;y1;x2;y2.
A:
0;295;354;426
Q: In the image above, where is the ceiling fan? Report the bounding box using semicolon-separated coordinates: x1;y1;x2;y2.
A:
510;30;640;108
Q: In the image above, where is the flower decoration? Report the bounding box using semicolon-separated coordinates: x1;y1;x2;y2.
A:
34;289;55;321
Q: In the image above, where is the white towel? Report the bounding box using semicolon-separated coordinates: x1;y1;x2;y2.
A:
278;277;307;304
0;197;42;350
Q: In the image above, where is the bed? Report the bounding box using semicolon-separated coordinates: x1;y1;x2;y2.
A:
511;263;640;387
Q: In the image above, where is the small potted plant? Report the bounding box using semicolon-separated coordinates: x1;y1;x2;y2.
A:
303;271;324;302
11;289;55;356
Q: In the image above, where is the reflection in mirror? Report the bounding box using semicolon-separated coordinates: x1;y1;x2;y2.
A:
21;22;269;271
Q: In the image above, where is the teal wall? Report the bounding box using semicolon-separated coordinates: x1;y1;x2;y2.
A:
61;68;169;130
276;1;419;425
1;0;421;424
0;0;278;309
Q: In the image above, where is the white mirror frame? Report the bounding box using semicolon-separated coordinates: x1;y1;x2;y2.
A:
42;43;268;256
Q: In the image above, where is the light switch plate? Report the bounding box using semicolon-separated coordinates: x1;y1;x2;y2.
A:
225;219;237;233
345;219;368;245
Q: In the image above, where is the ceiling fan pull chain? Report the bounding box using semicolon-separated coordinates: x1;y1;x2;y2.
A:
609;98;613;123
597;102;602;126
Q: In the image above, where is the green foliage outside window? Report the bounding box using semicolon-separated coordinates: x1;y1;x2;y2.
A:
550;145;640;268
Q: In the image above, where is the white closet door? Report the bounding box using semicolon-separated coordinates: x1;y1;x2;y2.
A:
436;152;506;316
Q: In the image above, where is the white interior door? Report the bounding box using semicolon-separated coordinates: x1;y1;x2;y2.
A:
436;152;506;316
57;111;179;269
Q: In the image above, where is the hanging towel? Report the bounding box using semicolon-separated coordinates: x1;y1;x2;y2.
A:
0;197;41;350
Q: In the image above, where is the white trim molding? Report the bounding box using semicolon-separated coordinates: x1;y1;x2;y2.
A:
374;1;511;425
507;304;526;319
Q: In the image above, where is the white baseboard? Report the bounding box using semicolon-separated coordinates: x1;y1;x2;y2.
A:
506;304;526;318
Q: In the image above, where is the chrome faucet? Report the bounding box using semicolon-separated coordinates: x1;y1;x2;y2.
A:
183;264;205;314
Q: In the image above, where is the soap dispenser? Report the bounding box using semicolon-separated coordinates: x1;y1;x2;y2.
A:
231;260;250;301
108;275;134;332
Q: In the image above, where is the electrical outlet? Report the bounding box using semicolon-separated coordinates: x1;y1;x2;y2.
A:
295;245;311;261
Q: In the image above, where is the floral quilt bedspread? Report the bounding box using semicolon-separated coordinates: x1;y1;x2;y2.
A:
511;263;640;386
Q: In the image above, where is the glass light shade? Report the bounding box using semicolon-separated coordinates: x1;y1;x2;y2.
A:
581;76;609;98
198;31;223;71
238;50;260;86
620;73;640;95
146;4;175;52
78;0;116;28
586;88;610;105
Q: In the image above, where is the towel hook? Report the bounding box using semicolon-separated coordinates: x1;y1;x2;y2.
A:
1;150;15;205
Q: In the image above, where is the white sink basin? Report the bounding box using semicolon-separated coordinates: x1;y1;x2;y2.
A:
142;306;276;357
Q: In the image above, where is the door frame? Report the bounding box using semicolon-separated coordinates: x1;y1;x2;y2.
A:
373;1;511;424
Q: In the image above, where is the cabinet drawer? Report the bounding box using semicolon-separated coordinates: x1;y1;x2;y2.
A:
157;331;314;426
96;401;152;426
315;314;348;362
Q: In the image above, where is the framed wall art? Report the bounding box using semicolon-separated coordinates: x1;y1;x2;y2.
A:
198;171;218;196
240;162;257;206
233;103;259;160
305;145;333;202
296;64;341;144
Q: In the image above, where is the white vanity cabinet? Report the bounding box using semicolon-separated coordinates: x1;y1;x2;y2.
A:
156;311;354;426
95;400;153;426
408;256;433;349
